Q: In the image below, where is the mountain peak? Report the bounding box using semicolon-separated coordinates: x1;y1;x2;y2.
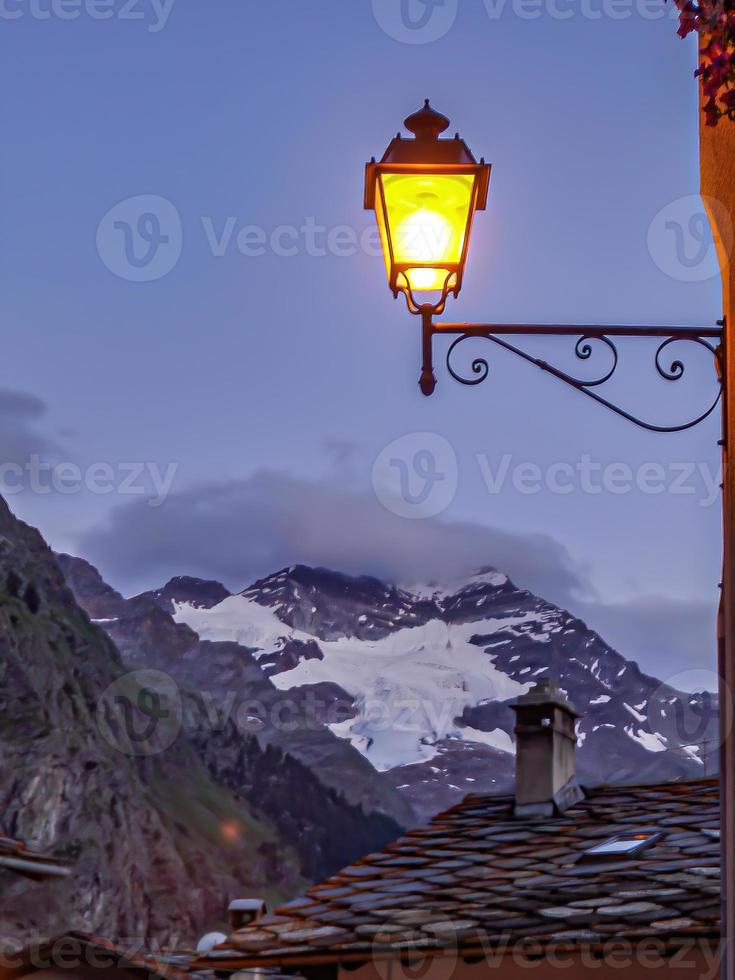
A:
156;576;231;609
403;567;510;603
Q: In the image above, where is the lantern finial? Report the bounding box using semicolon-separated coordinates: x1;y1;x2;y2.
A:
404;100;450;141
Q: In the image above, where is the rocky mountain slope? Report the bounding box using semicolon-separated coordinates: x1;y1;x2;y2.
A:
0;501;403;948
57;556;414;829
60;559;717;824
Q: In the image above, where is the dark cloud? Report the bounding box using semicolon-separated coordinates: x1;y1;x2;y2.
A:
76;471;717;680
0;389;64;466
78;470;586;604
0;390;47;420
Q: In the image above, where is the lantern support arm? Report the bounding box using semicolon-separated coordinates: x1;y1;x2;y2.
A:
418;309;724;434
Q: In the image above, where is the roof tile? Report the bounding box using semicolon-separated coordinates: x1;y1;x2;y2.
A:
197;778;721;970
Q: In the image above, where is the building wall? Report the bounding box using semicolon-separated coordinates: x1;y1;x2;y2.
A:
0;969;151;980
339;945;720;980
700;118;735;308
700;98;734;980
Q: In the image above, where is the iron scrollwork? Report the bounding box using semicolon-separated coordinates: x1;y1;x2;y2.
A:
426;321;723;433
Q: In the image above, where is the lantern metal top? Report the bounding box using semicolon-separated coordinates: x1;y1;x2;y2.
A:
372;99;484;169
364;101;492;311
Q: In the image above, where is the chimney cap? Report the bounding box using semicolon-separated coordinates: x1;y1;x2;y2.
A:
510;677;583;817
510;678;580;718
228;898;266;912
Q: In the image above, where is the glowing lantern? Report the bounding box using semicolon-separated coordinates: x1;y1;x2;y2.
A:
365;100;491;306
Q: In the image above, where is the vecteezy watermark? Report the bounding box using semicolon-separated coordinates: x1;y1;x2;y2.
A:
0;937;184;975
0;934;721;978
97;195;183;282
647;194;733;283
370;0;678;42
373;432;460;519
200;215;383;260
0;456;178;507
94;674;469;756
372;439;723;518
97;669;183;757
476;454;723;507
371;0;459;43
371;936;720;976
373;921;459;980
0;928;722;979
97;199;468;281
0;0;176;31
481;0;679;19
96;200;387;282
647;669;728;771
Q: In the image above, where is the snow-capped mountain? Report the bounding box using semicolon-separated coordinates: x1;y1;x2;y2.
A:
174;569;527;772
166;564;717;819
59;557;718;823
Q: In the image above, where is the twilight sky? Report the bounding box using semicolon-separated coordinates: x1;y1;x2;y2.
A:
0;0;724;687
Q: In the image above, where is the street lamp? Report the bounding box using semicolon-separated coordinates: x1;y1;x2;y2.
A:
365;100;729;972
365;101;723;433
364;100;490;305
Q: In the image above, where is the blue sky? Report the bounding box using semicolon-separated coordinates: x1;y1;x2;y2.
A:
0;0;724;685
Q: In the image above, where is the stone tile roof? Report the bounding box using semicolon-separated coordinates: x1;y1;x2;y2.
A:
197;778;720;970
0;835;71;880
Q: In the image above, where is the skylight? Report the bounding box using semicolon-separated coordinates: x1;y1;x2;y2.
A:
582;833;660;860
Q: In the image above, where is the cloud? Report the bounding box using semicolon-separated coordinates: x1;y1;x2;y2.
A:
0;390;64;466
76;470;717;680
78;470;586;604
0;390;47;420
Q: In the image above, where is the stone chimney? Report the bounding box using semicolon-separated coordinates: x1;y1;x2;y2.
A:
510;678;583;817
228;898;266;931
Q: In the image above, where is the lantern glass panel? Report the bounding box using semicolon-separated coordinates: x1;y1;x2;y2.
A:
380;172;476;292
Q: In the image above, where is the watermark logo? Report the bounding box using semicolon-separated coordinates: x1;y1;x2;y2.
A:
481;0;677;19
647;194;731;283
476;454;723;508
371;0;677;34
0;0;177;32
371;0;459;43
373;432;459;518
647;668;727;768
0;456;178;507
96;669;182;756
97;195;183;282
200;215;381;259
373;917;459;980
373;444;722;515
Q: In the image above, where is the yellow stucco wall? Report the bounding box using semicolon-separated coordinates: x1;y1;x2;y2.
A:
699;88;734;980
700;113;735;313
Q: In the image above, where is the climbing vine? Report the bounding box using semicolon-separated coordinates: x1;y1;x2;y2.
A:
676;0;735;124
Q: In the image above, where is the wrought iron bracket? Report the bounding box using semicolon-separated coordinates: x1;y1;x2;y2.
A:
417;306;724;434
